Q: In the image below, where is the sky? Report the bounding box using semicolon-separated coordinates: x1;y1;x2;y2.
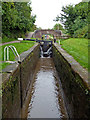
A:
31;0;82;29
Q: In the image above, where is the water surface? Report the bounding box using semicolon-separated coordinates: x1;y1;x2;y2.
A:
27;58;67;118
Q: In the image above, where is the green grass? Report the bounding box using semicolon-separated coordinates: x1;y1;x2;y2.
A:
0;41;35;70
21;40;36;43
2;37;17;43
30;38;37;40
60;38;88;69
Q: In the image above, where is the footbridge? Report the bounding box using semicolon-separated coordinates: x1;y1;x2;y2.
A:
32;29;62;38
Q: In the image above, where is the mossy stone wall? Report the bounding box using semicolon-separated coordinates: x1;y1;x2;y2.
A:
2;68;21;118
20;45;40;106
2;44;40;118
53;43;90;118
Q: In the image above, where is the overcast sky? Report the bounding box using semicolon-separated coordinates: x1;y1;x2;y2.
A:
31;0;82;29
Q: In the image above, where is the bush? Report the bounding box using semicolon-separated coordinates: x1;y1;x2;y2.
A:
73;25;88;38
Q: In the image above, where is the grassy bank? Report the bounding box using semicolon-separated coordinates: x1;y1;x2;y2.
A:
2;37;17;43
60;38;88;69
0;41;35;70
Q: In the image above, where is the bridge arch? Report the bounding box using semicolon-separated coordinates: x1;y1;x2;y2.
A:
33;29;62;39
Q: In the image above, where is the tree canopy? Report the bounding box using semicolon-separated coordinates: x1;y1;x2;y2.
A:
55;2;89;38
2;2;36;38
53;23;64;30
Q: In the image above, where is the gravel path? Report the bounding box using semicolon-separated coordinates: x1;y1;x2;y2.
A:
0;40;20;46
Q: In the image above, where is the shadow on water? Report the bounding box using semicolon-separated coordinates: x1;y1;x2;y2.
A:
21;44;68;119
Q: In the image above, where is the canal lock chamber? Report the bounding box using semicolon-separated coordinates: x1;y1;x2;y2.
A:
24;42;68;119
2;42;89;119
22;42;89;119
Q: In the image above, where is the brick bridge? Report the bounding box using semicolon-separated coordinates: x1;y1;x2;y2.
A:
32;29;62;38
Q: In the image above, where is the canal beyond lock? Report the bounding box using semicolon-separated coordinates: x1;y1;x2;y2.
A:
25;57;68;118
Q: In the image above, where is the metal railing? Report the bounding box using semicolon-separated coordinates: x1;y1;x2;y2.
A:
4;45;20;62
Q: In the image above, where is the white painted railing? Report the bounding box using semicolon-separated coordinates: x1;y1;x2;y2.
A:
4;45;20;62
58;40;60;45
18;38;23;41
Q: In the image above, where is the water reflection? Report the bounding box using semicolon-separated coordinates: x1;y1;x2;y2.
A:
27;58;67;118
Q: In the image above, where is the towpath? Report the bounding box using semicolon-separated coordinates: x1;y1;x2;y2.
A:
0;32;33;46
0;40;20;46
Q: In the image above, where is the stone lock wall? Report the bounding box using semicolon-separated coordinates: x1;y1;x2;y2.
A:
2;66;21;118
53;43;90;118
20;44;40;106
2;44;40;118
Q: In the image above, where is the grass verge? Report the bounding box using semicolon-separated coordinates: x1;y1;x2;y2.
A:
0;41;35;70
60;38;88;69
2;37;17;43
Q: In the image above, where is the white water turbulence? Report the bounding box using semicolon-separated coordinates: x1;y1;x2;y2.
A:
40;45;52;58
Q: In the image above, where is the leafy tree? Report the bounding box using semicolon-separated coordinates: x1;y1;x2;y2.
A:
74;25;88;38
53;23;63;30
55;2;88;38
2;2;36;38
2;2;18;37
53;23;66;34
59;5;76;36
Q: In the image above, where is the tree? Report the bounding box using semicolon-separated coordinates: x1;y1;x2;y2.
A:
2;2;36;38
55;2;88;38
2;2;18;37
53;23;64;30
62;5;77;36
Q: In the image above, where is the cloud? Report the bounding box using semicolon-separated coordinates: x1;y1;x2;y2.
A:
31;0;82;29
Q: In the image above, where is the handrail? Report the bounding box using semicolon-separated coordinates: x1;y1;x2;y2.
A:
4;45;20;62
